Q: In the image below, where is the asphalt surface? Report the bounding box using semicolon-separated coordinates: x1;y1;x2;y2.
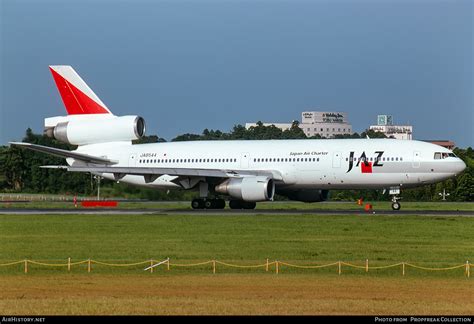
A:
0;208;473;216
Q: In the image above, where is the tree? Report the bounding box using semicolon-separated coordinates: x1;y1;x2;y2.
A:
281;121;307;139
455;170;474;201
360;129;387;139
133;135;166;144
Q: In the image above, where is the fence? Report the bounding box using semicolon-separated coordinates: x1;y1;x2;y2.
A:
0;258;471;277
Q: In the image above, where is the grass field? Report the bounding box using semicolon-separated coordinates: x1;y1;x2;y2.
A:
1;199;473;211
1;274;472;315
1;212;473;315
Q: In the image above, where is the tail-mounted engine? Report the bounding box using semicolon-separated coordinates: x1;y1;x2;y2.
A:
44;115;145;145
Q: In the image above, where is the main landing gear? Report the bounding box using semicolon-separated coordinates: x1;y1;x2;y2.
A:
190;198;257;210
191;182;257;210
191;198;226;209
229;200;256;210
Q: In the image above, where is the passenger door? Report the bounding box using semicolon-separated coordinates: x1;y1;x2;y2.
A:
413;151;421;168
332;151;342;168
129;154;137;167
240;152;250;169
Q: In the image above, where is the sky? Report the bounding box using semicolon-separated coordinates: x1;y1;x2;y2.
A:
1;0;473;147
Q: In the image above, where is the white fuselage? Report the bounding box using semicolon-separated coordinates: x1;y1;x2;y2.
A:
76;138;466;191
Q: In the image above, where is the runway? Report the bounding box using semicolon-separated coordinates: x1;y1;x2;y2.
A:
1;208;473;216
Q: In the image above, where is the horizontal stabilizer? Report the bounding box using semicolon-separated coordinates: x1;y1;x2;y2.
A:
9;142;117;165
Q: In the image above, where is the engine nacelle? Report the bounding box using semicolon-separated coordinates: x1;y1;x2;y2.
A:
45;115;146;145
278;189;329;203
215;177;275;202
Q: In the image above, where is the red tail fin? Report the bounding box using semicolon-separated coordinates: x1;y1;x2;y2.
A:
49;65;112;115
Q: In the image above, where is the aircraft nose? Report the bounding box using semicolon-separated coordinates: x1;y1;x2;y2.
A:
454;158;467;175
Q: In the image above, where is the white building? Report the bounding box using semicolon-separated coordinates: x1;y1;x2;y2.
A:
369;115;413;140
245;111;353;138
299;111;352;138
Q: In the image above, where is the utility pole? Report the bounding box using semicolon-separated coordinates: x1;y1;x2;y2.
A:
438;188;450;201
94;175;103;200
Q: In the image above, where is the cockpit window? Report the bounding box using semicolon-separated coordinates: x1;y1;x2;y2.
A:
434;152;456;159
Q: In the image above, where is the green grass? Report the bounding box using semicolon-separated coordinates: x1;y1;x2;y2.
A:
1;213;473;315
1;200;473;211
1;213;473;276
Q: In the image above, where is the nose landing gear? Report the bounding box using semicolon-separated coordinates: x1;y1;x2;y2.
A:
389;187;402;211
391;198;401;211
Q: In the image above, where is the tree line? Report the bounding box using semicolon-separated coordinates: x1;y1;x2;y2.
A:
0;124;472;201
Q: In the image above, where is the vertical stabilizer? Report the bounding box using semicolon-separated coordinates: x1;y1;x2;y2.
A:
49;65;112;115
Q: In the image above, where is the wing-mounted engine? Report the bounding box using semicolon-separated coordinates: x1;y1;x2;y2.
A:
278;189;329;203
215;176;275;202
44;115;146;145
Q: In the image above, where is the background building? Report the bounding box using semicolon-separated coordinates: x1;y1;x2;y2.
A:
245;111;353;138
423;140;456;150
299;111;352;138
369;115;413;140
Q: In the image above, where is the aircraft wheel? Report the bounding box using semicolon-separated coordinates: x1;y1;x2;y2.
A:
204;199;214;209
391;202;401;211
242;202;257;210
191;199;204;209
216;199;226;209
230;200;256;209
229;200;242;209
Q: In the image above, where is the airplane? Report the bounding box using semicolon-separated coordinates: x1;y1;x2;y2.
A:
10;65;467;211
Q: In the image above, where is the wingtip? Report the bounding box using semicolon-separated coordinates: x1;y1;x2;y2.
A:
9;141;29;146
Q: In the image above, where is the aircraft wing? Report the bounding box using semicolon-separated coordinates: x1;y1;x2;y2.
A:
65;166;283;182
9;142;118;165
9;142;282;186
